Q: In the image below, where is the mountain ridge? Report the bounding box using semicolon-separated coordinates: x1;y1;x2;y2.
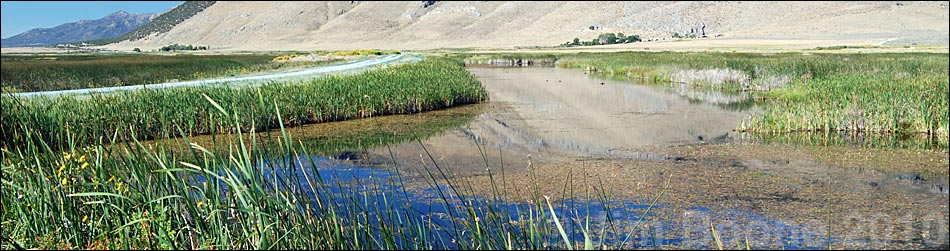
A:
2;10;158;47
89;1;950;51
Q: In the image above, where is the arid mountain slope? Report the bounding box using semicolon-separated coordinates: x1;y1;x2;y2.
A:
105;1;949;51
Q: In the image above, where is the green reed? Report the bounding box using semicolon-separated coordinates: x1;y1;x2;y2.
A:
472;51;948;147
1;54;337;92
1;93;667;250
1;57;488;149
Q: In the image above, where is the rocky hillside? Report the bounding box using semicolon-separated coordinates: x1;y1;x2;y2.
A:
84;1;216;46
104;1;949;51
2;11;158;47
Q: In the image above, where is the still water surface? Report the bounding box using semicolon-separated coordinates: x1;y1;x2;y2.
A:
172;66;948;249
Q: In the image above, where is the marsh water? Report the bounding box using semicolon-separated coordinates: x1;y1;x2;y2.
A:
162;65;949;249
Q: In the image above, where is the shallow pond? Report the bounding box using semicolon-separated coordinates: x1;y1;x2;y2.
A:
155;65;949;249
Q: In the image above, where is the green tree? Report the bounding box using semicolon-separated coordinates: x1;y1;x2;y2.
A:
627;34;641;43
572;38;581;46
598;33;617;44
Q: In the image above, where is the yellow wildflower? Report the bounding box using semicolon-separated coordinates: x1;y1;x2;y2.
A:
116;181;123;191
80;162;89;170
63;153;71;160
61;178;67;186
79;155;86;163
82;215;88;223
197;201;204;208
107;175;115;182
58;164;66;173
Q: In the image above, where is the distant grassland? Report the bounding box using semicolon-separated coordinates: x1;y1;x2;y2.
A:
0;54;337;92
472;52;947;145
1;57;487;148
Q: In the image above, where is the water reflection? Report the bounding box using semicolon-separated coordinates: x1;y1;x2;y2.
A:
269;154;840;249
738;130;948;150
262;152;949;249
895;173;950;195
462;67;743;155
592;72;757;112
182;65;947;249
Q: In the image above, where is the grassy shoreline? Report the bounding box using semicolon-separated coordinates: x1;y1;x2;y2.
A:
459;51;948;148
1;94;659;250
1;57;488;149
1;56;573;250
1;54;341;93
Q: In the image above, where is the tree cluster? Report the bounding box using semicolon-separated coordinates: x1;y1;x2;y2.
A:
160;44;209;51
561;32;641;47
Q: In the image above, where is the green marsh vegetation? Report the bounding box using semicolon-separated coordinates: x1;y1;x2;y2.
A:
1;91;671;250
0;53;340;93
1;57;487;149
4;48;943;249
143;104;485;158
0;52;683;250
465;51;948;148
461;53;559;67
461;53;559;64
